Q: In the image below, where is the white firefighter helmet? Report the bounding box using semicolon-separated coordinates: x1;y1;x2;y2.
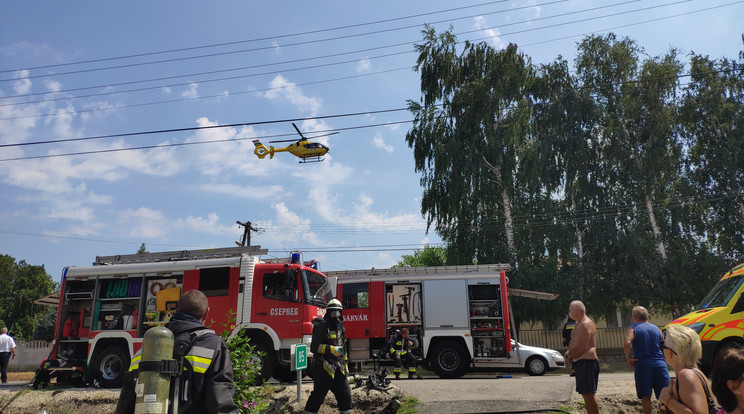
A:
326;298;343;311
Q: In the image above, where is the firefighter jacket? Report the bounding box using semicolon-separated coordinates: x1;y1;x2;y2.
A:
310;316;348;378
388;332;414;357
116;312;238;414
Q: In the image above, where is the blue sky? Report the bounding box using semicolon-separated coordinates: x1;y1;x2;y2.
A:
1;0;742;281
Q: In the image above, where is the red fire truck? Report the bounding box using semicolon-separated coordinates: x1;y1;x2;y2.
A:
45;246;334;387
327;264;563;379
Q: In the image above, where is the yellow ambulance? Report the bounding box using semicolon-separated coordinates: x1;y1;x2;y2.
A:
666;263;744;372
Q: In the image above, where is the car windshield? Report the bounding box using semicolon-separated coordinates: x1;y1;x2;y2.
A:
696;274;744;309
303;269;332;307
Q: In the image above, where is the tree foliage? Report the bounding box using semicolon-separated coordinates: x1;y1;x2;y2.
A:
394;245;449;268
407;29;743;325
0;255;57;340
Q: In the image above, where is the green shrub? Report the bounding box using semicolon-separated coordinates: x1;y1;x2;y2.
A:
219;311;269;413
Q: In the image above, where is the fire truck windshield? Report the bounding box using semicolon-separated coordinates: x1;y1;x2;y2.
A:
696;274;744;310
302;269;333;307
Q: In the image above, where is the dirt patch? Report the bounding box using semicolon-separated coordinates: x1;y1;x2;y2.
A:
0;364;658;413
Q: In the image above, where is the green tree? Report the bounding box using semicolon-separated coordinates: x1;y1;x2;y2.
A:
680;51;744;263
406;26;534;267
394;245;449;267
0;255;57;340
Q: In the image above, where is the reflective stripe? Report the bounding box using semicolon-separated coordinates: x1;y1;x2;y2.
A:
188;346;215;360
185;355;212;374
185;345;214;374
323;360;335;379
129;353;142;372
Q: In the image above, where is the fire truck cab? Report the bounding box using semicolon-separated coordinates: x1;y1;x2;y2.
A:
48;246;334;387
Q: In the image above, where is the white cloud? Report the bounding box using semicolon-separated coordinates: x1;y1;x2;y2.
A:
195;182;287;200
44;79;62;93
372;133;393;153
373;252;397;268
473;16;507;50
264;74;322;115
183;117;259;176
174;213;234;235
272;41;281;54
525;0;542;17
182;83;199;98
266;202;324;246
13;70;31;95
356;58;371;73
117;207;167;238
161;87;172;94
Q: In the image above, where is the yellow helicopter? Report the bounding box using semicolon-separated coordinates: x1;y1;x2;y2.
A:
253;123;337;163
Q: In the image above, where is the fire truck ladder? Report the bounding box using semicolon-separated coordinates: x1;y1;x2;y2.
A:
326;264;512;282
94;246;268;265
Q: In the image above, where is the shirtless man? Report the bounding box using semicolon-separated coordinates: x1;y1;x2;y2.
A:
564;300;600;414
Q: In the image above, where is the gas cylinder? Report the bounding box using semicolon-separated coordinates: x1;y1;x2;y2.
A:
62;318;74;339
135;326;174;414
132;309;139;330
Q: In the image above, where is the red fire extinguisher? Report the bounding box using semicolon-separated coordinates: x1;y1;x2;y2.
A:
132;309;139;330
62;317;79;339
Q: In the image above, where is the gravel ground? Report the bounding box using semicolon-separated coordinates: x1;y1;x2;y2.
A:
0;361;661;413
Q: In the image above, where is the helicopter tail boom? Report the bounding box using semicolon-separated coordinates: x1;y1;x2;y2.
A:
252;140;275;159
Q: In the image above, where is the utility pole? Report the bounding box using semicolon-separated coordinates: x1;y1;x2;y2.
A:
236;220;260;246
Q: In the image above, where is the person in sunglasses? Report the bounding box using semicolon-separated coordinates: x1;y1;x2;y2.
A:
658;324;717;414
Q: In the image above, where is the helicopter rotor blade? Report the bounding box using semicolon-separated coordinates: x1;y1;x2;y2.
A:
292;123;306;139
269;131;339;143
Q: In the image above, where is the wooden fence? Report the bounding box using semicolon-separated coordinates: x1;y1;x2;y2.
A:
518;327;627;355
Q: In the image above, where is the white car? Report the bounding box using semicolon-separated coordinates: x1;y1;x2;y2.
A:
470;339;566;376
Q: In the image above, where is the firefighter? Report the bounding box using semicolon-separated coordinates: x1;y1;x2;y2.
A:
388;328;417;379
303;299;353;414
116;290;238;414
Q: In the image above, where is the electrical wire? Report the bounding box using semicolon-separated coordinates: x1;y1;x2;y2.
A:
0;0;699;97
0;0;517;74
0;0;576;82
0;120;413;162
1;63;736;157
0;0;737;125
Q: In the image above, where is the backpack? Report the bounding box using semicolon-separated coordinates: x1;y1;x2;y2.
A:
171;328;214;413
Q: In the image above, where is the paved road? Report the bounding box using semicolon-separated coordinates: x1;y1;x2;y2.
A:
393;372;634;413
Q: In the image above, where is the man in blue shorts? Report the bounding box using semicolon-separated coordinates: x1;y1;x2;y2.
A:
564;300;599;414
623;305;669;414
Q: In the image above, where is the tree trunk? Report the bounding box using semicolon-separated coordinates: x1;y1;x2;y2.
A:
482;156;517;267
571;192;585;262
644;192;668;261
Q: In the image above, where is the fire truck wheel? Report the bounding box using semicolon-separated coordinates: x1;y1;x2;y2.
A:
275;364;305;383
430;340;469;379
92;346;130;388
252;341;277;382
525;355;548;376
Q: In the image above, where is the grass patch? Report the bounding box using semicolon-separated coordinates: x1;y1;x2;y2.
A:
396;396;419;414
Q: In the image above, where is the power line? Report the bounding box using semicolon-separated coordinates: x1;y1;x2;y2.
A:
0;110;409;150
0;0;734;125
0;0;563;82
0;0;516;74
0;0;695;97
0;120;413;162
1;63;735;158
0;193;734;251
